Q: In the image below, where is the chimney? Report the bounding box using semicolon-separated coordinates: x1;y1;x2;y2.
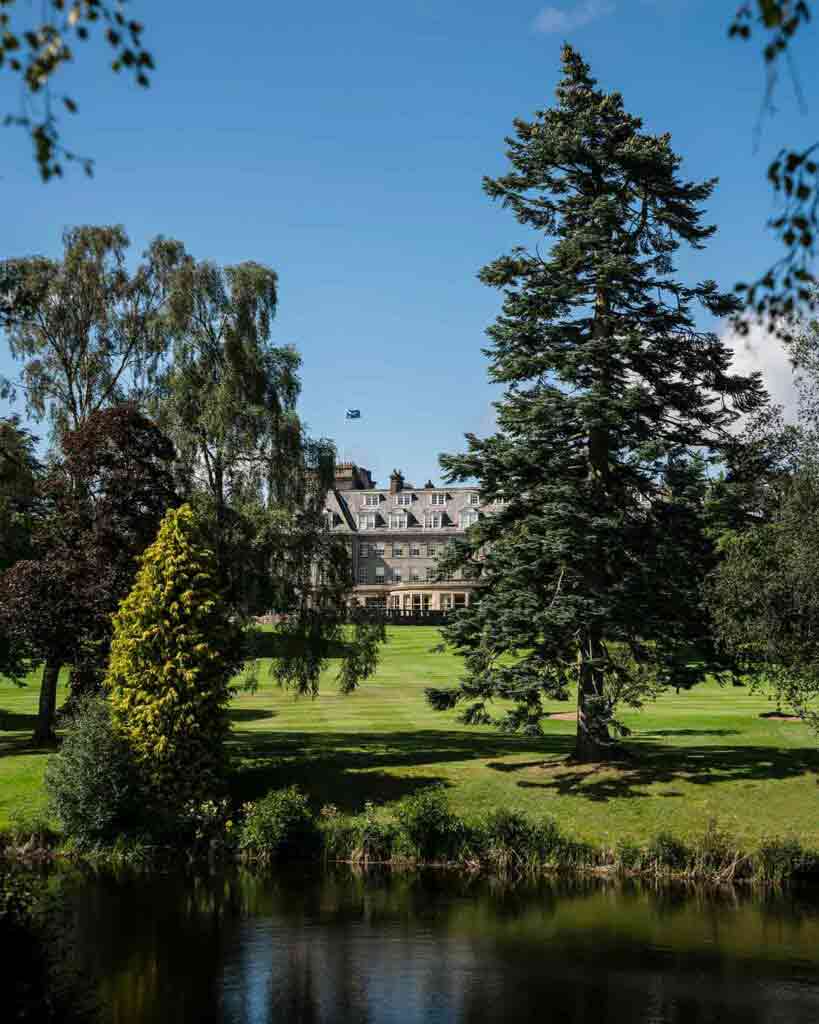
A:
389;469;404;494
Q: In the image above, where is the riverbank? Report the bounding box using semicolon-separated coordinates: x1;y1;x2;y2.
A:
2;627;818;849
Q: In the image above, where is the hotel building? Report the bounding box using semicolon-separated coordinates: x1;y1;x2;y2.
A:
323;463;493;612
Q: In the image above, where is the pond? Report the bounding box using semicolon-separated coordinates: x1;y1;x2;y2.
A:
52;867;819;1023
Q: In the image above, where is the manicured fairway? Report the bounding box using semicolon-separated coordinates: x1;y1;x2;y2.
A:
1;628;817;846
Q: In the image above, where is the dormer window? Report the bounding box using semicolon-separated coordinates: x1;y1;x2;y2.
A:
468;493;480;506
395;493;413;506
363;494;380;507
460;509;479;528
389;511;408;529
424;512;444;529
358;513;378;529
430;493;446;506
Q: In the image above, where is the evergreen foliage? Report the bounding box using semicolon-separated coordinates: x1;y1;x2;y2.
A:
106;504;245;809
428;47;766;760
44;696;142;847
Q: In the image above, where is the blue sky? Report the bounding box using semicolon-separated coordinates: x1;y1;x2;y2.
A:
1;0;815;485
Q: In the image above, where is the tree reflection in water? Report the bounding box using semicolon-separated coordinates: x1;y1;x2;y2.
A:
52;867;819;1024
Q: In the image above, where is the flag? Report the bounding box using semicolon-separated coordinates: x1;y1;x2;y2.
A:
345;409;361;419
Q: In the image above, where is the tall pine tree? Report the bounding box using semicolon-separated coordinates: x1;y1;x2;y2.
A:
427;47;766;762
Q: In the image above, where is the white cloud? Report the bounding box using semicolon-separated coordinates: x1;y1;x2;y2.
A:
721;322;799;422
532;0;615;34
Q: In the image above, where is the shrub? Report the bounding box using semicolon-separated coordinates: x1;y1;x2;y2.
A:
6;805;58;849
394;786;464;861
478;808;542;872
239;787;321;862
645;832;690;873
754;836;806;883
44;696;142;848
106;505;245;811
614;838;641;871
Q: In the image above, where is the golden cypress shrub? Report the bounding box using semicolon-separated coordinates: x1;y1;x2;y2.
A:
106;504;244;809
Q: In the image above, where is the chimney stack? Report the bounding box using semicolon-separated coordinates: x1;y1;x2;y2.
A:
389;469;404;494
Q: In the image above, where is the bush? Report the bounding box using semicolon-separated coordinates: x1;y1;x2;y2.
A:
478;808;542;872
394;786;464;861
614;838;642;871
645;832;690;872
106;504;245;811
239;787;321;862
44;697;142;848
754;836;806;883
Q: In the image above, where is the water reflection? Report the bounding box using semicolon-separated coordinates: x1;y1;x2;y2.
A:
54;867;819;1024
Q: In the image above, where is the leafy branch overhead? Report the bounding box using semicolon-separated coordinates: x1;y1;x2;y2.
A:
729;1;818;335
1;0;154;180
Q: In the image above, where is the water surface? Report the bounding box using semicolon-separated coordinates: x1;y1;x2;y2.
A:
56;867;819;1023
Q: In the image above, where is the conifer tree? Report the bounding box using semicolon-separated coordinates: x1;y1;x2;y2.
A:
427;47;766;761
106;504;244;807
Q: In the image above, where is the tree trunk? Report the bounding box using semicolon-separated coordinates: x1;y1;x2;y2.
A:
33;657;61;745
573;623;613;762
573;278;616;763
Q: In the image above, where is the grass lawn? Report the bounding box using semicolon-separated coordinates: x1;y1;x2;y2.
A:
1;627;818;847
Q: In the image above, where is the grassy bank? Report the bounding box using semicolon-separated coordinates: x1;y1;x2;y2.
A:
2;627;818;847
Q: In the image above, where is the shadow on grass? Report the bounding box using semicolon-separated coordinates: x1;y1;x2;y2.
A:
247;632;351;661
227;728;571;813
498;738;819;803
227;708;278;724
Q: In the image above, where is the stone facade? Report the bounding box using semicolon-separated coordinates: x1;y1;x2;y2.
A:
323;464;491;611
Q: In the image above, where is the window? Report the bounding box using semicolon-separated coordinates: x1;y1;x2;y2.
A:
424;513;443;529
469;493;480;506
392;543;405;558
359;543;370;558
410;543;421;557
494;496;509;506
323;511;334;529
363;494;380;507
393;568;402;583
374;543;385;557
358;513;377;530
389;511;407;529
357;567;369;584
460;509;479;528
430;493;446;506
441;594;452;610
453;593;467;608
396;493;413;506
425;566;436;581
375;566;385;580
402;593;412;610
410;568;420;582
426;542;438;557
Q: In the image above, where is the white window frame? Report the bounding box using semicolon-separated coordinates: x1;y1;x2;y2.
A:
375;566;385;580
468;493;480;506
374;543;385;557
358;513;377;530
395;493;413;506
409;543;421;557
430;493;446;506
357;566;369;584
393;568;402;583
392;543;405;558
363;494;380;507
389;511;408;529
460;509;479;528
424;513;443;529
410;568;420;582
426;542;438;557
